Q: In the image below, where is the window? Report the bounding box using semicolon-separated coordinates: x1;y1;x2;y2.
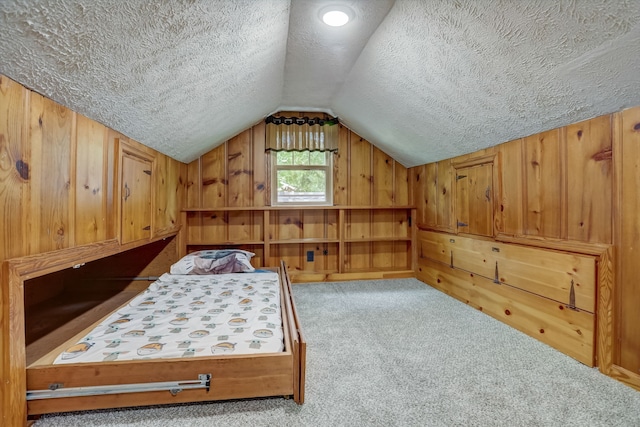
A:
271;151;333;205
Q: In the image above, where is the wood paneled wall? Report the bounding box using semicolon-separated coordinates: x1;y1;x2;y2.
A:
186;118;408;209
0;75;186;264
1;75;188;420
410;108;640;390
410;115;613;245
184;113;410;274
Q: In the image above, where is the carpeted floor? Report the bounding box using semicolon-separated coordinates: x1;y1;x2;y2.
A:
34;278;640;426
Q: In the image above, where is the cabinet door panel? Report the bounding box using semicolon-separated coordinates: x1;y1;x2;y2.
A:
121;154;152;244
455;163;493;237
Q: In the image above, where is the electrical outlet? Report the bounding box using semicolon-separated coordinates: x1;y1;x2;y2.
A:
307;251;314;262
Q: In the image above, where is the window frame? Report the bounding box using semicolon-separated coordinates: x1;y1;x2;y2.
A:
270;151;334;206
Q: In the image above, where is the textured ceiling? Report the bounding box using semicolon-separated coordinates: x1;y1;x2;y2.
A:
1;0;640;167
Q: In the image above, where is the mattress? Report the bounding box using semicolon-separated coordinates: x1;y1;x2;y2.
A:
54;271;284;364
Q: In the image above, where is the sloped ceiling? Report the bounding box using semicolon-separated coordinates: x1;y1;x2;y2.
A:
1;0;640;167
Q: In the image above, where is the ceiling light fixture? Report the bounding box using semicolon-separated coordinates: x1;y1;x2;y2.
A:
319;5;354;27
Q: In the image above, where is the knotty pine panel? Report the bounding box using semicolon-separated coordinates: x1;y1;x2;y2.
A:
28;92;73;253
228;211;260;243
523;129;563;238
120;153;152;244
373;147;393;205
436;159;453;230
414;164;437;227
0;75;29;261
346;210;371;240
227;131;252;207
272;210;303;241
333;124;349;205
200;211;227;243
371;210;394;238
566;115;612;244
272;243;303;272
252;122;268;207
302;210;332;239
186;158;201;208
75;114;108;245
201;145;226;208
616;106;640;374
372;241;394;269
394;161;409;206
345;241;371;271
497;138;523;236
156;155;185;237
349;135;372;206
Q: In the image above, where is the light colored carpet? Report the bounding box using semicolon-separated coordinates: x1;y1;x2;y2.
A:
35;278;640;426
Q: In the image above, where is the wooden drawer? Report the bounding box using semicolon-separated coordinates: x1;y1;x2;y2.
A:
491;244;596;313
418;231;596;313
417;257;596;366
417;230;452;265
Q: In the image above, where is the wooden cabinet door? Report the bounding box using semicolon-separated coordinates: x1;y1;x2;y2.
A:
455;163;493;236
121;152;152;244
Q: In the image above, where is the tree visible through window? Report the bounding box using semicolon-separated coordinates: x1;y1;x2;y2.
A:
271;151;333;205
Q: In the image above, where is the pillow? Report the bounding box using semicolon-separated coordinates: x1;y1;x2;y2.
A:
170;249;255;275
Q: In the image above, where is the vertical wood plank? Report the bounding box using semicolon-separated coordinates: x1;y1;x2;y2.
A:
200;211;227;243
105;130;120;240
347;133;372;268
616;106;640;373
75;114;108;245
349;133;371;206
498;138;523;236
201;145;226;208
0;75;29;261
373;147;393;206
252;121;267;207
227;130;252;207
394;161;409;206
333;124;349;206
154;155;183;236
186;158;201;208
29;93;73;253
414;164;437;227
0;76;28;422
523;129;562;238
436;159;453;230
153;153;168;237
566;115;612;244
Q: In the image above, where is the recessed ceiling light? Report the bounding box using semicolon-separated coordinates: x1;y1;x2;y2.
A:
319;5;354;27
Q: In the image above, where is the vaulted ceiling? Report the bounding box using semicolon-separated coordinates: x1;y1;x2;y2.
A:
2;0;640;167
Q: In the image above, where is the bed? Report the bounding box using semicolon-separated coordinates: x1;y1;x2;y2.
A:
1;238;305;426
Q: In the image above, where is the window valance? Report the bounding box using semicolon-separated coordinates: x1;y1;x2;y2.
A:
265;115;339;152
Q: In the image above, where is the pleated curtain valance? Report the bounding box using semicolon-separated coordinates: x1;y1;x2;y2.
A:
265;115;339;152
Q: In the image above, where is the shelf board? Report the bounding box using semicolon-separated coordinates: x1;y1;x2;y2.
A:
183;205;415;212
269;238;340;244
187;240;264;246
344;237;412;243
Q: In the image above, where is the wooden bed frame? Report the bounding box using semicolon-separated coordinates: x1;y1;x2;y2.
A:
1;238;306;426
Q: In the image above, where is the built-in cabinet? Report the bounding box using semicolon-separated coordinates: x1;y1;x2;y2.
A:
182;205;415;281
1;75;189;425
410;110;640;391
417;230;601;366
120;146;153;244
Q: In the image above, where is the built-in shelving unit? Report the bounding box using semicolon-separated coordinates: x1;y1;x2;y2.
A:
180;206;416;281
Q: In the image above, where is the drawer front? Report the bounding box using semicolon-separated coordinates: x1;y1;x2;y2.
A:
419;231;597;312
494;244;596;312
417;230;452;265
418;257;596;366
